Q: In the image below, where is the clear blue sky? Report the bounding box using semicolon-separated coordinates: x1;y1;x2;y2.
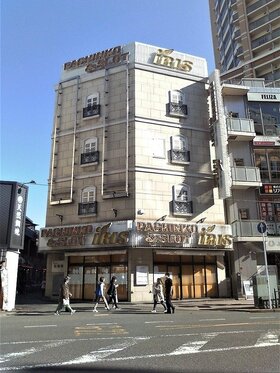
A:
1;0;215;229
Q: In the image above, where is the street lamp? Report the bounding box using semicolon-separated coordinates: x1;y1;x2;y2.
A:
17;180;36;194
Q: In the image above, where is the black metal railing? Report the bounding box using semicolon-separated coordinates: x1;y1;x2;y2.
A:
78;202;97;215
83;105;101;118
170;150;190;163
169;103;188;116
173;200;193;215
81;151;99;165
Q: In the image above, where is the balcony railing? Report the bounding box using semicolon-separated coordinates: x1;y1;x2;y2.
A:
168;103;188;117
170;150;190;164
231;220;266;241
227;117;256;138
251;27;280;49
78;202;97;215
231;166;262;187
81;151;99;165
249;9;280;31
172;200;193;216
83;105;101;118
247;0;274;15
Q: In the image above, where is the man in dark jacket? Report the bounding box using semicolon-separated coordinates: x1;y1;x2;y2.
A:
54;276;76;315
164;272;175;314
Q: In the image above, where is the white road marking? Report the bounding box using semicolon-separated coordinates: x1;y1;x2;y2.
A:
145;321;174;324
199;318;226;322
255;330;280;347
86;323;118;326
24;325;57;328
62;338;148;365
0;340;69;363
170;333;217;354
250;316;276;319
1;330;279;371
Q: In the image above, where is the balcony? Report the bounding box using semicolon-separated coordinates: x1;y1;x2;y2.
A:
172;200;193;216
231;166;262;189
78;202;97;215
81;151;99;165
247;0;275;15
170;150;190;164
231;220;265;242
168;103;188;117
227;117;256;140
83;104;101;119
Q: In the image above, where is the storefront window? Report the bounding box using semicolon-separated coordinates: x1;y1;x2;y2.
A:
68;266;83;298
254;149;280;183
248;102;280;136
153;255;218;299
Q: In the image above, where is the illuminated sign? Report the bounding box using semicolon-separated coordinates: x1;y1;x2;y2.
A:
136;222;232;249
41;223;130;248
260;184;280;195
247;92;280;102
63;46;129;73
153;49;193;72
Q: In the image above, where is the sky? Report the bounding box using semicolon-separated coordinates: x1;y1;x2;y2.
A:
1;0;215;229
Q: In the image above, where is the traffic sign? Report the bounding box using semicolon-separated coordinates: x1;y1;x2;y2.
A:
257;222;267;234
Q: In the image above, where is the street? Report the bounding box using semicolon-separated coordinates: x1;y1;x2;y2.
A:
1;304;280;372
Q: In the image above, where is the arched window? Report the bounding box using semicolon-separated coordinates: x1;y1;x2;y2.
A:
83;93;100;118
81;137;99;165
78;186;97;215
170;135;190;164
172;184;193;216
168;90;188;117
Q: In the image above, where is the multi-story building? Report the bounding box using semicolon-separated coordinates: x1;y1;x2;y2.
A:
209;0;280;82
209;70;280;298
39;42;234;302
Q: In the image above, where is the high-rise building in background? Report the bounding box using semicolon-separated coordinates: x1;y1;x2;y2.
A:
39;43;234;302
209;0;280;304
209;0;280;83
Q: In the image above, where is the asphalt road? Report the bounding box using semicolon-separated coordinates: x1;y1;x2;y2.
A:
1;305;279;372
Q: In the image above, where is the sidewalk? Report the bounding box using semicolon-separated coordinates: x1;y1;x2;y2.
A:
1;292;279;315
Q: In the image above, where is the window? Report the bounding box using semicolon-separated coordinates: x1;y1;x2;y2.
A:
239;208;249;220
255;149;280;183
83;93;100;118
248;102;280;136
172;184;193;216
170;135;190;164
78;187;97;215
168;90;188;117
234;158;244;167
81;138;99;165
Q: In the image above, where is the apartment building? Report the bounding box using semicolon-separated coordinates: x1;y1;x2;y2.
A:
209;0;280;82
209;70;280;298
39;42;233;302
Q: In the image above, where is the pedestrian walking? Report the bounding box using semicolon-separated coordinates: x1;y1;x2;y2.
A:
41;279;46;297
151;277;167;313
107;276;120;310
54;276;76;315
164;272;175;314
93;276;110;312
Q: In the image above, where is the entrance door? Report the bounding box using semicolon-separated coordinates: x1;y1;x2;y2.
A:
84;266;96;300
167;266;180;299
182;265;194;298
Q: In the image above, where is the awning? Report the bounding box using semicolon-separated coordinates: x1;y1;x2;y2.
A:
65;249;127;257
154;249;226;256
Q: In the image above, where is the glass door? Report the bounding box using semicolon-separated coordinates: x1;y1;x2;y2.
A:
84;266;96;300
205;265;218;297
194;265;206;298
167;265;181;299
181;265;194;298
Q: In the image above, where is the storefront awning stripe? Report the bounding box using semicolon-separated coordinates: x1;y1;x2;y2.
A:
65;249;127;257
155;249;226;256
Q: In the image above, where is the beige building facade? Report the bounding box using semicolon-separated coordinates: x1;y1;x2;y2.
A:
39;43;233;302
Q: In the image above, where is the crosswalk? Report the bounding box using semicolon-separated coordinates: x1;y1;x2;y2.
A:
0;327;279;371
